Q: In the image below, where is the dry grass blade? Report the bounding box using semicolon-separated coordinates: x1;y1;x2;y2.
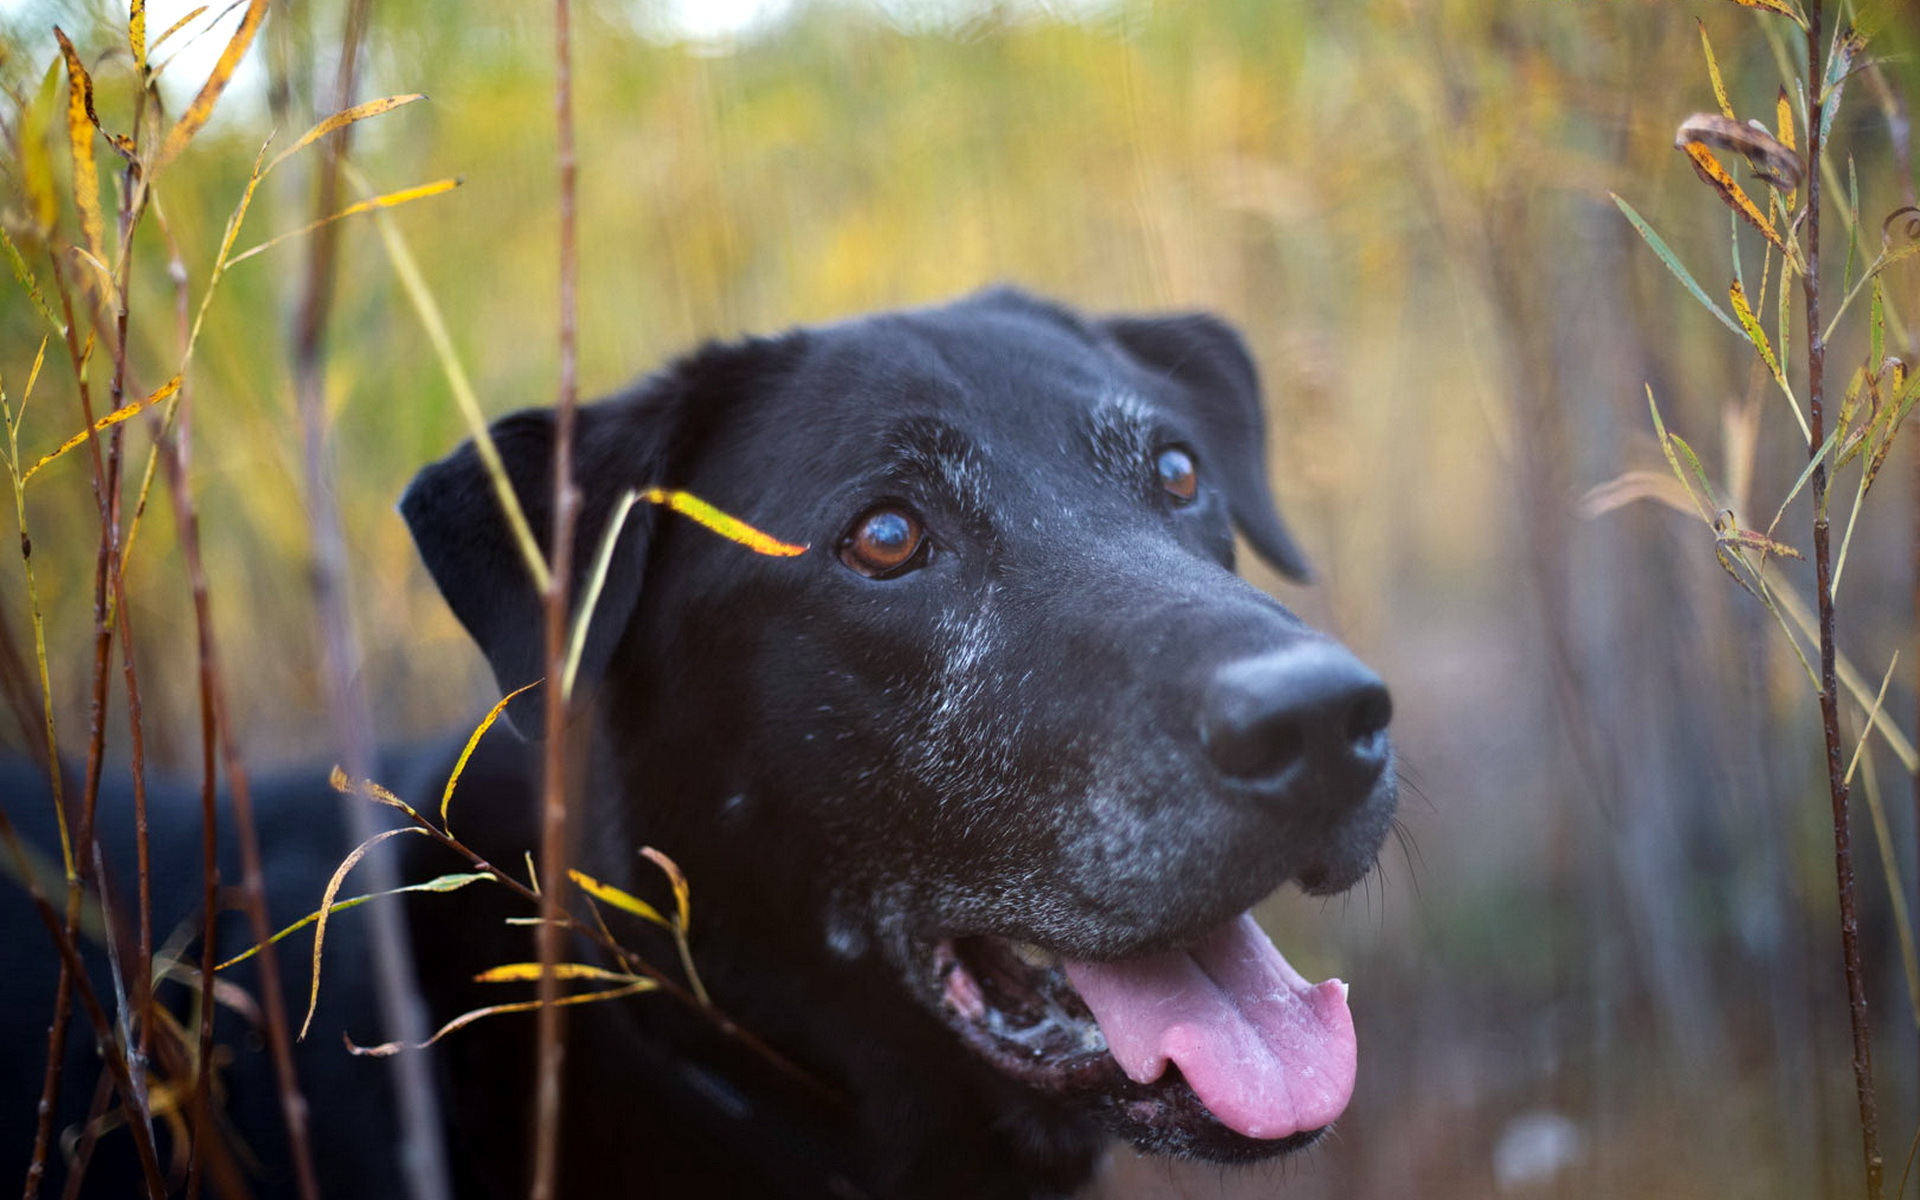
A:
154;0;267;172
441;681;540;832
567;868;671;930
53;29;106;268
226;178;462;267
265;93;428;176
639;847;690;933
215;874;491;971
344;983;656;1057
298;826;429;1040
23;375;179;483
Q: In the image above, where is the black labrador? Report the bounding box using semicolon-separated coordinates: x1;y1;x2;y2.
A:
1;288;1395;1199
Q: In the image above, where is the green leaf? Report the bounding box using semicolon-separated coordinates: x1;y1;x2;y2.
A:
1614;195;1744;336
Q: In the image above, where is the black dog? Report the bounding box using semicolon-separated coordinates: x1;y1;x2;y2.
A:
1;288;1395;1199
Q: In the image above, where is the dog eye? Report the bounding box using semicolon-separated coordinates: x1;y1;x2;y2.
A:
1155;447;1198;504
841;506;927;578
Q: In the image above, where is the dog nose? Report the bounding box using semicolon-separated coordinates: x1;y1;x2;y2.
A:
1202;644;1392;786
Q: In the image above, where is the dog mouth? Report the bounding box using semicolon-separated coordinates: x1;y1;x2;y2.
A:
929;912;1354;1159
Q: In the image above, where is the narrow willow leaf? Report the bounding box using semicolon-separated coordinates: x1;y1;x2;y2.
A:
2;229;64;335
148;5;208;55
1614;195;1744;336
1767;421;1846;538
640;488;808;557
442;681;540;832
299;827;430;1040
640;847;691;933
568;868;671;930
1724;0;1806;23
1729;281;1783;382
1843;654;1899;786
1871;279;1885;368
226;178;463;266
1648;387;1714;522
1723;528;1804;559
344;983;655;1056
473;962;642;985
1820;26;1867;146
328;765;426;822
214;874;490;970
1699;21;1735;120
129;0;147;73
265;94;429;176
155;0;267;171
1668;434;1723;513
23;376;180;483
53;29;105;266
1679;143;1783;249
1677;112;1803;191
1776;86;1799;210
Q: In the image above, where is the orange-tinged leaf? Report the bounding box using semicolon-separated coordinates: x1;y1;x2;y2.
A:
344;983;655;1057
1678;114;1803;193
1776;87;1796;153
53;29;105;267
225;178;463;266
23;375;179;482
1698;21;1735;120
442;681;540;832
1681;143;1783;248
1724;0;1804;22
266;94;428;175
155;0;267;172
1722;528;1805;559
641;847;691;933
328;765;426;822
1729;281;1783;382
473;962;642;985
300;826;430;1040
568;868;671;930
639;488;807;556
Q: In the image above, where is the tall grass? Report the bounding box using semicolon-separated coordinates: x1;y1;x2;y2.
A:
1;1;1917;1196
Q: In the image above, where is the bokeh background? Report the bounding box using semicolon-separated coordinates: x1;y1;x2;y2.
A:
4;0;1920;1195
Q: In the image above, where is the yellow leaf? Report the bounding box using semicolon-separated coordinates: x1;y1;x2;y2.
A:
473;962;641;984
225;178;463;266
328;765;425;822
1725;0;1804;22
1679;142;1783;249
266;94;429;176
23;375;180;483
568;868;671;930
1728;281;1783;383
148;6;207;56
442;680;540;832
53;29;104;268
640;847;691;934
1697;21;1735;121
155;0;267;172
129;0;146;73
639;488;808;557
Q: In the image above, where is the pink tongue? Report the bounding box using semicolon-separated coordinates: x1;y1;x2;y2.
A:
1061;913;1355;1141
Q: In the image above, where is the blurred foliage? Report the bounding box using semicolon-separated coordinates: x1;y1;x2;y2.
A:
3;0;1920;1196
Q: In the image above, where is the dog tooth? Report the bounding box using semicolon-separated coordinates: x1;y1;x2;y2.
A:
1009;941;1058;970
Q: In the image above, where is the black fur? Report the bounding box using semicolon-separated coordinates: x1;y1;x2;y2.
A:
0;289;1395;1199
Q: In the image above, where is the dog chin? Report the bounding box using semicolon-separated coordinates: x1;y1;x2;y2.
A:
914;909;1356;1163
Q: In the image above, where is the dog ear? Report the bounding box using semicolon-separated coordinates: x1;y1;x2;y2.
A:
400;335;803;734
1102;313;1313;582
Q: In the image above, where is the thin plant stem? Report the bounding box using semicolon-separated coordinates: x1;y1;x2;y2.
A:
1803;3;1885;1195
532;0;580;1190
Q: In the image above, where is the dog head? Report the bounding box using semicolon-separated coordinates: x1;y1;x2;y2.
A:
402;288;1396;1165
